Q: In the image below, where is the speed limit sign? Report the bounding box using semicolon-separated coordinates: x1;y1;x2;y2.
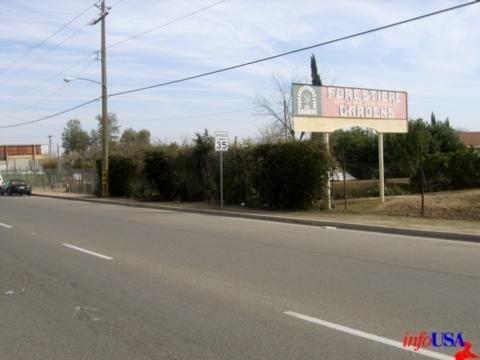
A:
214;131;228;152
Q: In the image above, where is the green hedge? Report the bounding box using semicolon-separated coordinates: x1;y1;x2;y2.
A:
410;148;480;191
251;141;330;209
144;149;176;200
108;155;137;197
90;139;332;208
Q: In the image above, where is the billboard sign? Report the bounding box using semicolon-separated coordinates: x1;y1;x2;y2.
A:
292;84;408;133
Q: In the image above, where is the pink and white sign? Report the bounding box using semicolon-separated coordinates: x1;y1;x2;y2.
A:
321;86;407;120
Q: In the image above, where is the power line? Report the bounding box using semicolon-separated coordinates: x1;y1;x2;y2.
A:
109;0;480;98
0;52;96;105
0;98;100;129
0;3;95;80
108;0;226;49
110;0;126;8
1;59;96;116
0;22;92;88
2;0;478;129
123;108;252;123
0;0;222;107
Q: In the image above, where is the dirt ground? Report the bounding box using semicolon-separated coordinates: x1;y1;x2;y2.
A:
332;189;480;221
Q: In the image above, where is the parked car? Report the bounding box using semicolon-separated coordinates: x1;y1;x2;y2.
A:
0;179;32;196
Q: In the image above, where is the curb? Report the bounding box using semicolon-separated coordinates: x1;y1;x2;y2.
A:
33;193;480;243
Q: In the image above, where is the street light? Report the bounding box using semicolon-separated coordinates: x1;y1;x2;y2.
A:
64;73;109;197
63;76;101;85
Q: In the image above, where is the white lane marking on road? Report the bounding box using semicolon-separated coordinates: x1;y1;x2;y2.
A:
0;222;12;229
284;311;453;360
62;244;113;260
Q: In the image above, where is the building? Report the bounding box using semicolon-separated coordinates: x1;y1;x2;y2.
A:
458;132;480;149
0;144;49;172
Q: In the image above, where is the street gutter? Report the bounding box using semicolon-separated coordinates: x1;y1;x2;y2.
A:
33;193;480;243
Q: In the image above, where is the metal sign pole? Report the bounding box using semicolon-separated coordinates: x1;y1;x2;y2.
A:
378;132;385;202
343;147;347;210
215;131;228;209
324;132;331;209
420;143;425;217
220;150;224;209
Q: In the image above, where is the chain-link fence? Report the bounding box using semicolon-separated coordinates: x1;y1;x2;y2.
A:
0;168;98;195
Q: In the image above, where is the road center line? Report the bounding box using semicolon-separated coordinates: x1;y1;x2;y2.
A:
284;311;452;360
62;243;113;260
0;222;12;229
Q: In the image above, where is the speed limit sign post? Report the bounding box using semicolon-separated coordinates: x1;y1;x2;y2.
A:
215;131;228;209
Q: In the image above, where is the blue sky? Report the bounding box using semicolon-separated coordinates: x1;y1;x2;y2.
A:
0;0;479;147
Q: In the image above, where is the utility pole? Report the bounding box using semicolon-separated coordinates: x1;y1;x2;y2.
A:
48;135;53;157
283;99;288;141
92;0;109;197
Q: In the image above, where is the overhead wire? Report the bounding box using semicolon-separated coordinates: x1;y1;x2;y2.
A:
0;98;100;129
0;52;96;105
1;0;478;129
108;0;226;49
0;0;224;109
0;3;96;80
1;59;97;116
118;108;252;123
0;22;93;87
109;0;480;98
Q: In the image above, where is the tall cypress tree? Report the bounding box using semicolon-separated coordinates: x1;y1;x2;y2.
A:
310;54;322;86
309;54;323;142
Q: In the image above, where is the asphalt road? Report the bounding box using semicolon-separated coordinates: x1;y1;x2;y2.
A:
0;196;478;360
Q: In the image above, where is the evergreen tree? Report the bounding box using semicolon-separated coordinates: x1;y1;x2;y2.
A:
61;119;90;154
310;54;322;86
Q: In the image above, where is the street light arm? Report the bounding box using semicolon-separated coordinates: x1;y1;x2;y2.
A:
64;77;102;85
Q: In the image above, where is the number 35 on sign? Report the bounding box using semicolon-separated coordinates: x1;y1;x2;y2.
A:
214;131;229;152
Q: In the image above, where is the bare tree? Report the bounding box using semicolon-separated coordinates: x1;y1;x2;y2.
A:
257;121;286;143
255;74;300;142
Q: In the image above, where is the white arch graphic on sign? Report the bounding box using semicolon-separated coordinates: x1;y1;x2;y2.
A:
297;85;318;115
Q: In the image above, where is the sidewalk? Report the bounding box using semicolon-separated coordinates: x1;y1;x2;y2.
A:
32;191;480;242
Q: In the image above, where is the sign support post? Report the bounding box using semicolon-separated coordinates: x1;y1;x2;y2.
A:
220;150;224;209
214;131;228;209
323;132;331;209
378;132;385;202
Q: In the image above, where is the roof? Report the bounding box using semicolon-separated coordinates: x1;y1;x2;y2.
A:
457;132;480;148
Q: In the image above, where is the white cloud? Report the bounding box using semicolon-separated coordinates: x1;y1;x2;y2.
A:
0;0;479;146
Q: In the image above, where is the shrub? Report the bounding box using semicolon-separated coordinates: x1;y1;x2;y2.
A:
108;155;136;197
144;149;176;200
222;145;253;204
173;146;207;202
251;141;330;209
410;149;480;192
449;148;480;189
42;158;58;170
